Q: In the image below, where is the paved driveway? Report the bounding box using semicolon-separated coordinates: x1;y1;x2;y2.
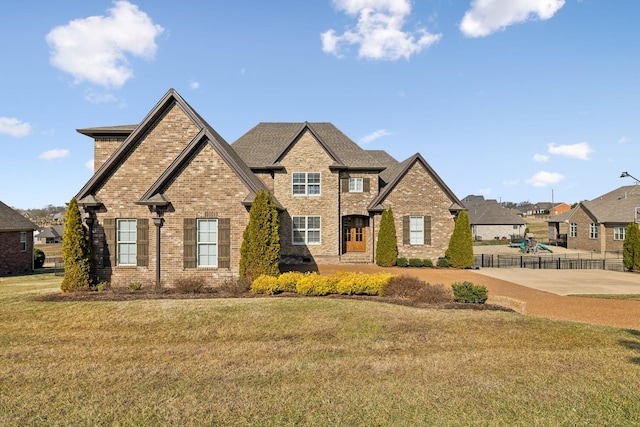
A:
473;268;640;296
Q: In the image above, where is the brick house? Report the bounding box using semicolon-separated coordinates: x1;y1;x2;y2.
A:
461;195;525;241
547;185;640;253
0;200;38;276
75;89;464;286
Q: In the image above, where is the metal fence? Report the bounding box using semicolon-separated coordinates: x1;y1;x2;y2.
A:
474;253;625;272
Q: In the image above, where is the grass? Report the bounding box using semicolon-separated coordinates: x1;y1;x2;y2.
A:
572;294;640;301
2;274;640;425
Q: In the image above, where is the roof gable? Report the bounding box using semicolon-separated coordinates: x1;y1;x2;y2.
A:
76;88;208;204
580;185;640;223
368;153;463;212
0;201;37;231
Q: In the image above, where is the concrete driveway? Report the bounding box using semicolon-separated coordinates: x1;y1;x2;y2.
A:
474;268;640;296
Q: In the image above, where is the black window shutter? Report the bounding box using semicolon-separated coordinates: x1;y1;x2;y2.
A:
363;178;370;193
402;216;409;245
183;218;197;268
424;216;431;246
137;219;149;267
103;218;116;268
218;218;231;269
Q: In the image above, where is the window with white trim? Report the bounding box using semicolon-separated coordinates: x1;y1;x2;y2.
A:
570;223;577;238
197;219;218;267
20;232;27;251
589;223;598;239
348;178;363;192
117;219;137;265
410;216;424;245
292;216;321;245
292;172;320;196
614;226;626;241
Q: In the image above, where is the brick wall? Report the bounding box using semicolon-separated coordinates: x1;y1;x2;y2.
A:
94;137;127;172
373;162;456;263
566;206;601;252
0;231;33;275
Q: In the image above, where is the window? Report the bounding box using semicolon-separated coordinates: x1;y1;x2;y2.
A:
292;216;321;245
117;219;137;265
614;226;626;241
292;172;320;196
570;223;577;238
19;232;27;251
348;178;363;192
197;219;218;267
410;216;424;245
589;223;598;239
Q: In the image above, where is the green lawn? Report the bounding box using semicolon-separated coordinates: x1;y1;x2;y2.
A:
1;274;640;425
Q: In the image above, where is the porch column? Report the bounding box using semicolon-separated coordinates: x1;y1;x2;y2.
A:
153;216;164;287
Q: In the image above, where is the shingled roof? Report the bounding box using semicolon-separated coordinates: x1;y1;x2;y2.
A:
232;122;385;170
0;201;37;231
465;200;525;226
578;185;640;223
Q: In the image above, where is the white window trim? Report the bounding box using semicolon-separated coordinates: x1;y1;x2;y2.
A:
569;223;577;238
292;172;321;196
292;216;321;245
19;231;27;252
614;226;626;241
410;216;424;245
117;219;137;266
197;219;218;268
348;177;363;193
589;223;598;239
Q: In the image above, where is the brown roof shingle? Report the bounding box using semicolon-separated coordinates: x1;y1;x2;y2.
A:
0;201;37;231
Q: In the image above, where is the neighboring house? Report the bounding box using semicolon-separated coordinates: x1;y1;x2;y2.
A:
550;202;571;216
0;200;38;276
461;195;525;241
75;89;464;286
547;185;640;253
34;225;64;244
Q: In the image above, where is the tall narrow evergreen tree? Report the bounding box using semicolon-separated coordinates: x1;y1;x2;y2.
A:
445;210;474;268
623;222;640;271
376;207;398;267
239;190;280;282
61;197;94;292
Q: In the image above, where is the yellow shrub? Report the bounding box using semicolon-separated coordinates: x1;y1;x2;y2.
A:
295;273;336;296
276;272;306;293
337;272;393;296
250;275;279;295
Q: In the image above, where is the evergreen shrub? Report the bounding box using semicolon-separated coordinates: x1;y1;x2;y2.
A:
408;258;423;267
445;210;474;268
61;197;94;292
437;257;450;268
239;190;280;282
396;257;408;267
376;208;397;267
422;259;434;268
33;248;45;269
451;281;488;304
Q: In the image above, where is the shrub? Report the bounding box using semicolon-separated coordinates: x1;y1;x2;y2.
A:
335;272;392;296
61;197;94;292
376;208;398;267
174;277;205;293
95;281;110;291
277;271;306;293
451;281;488;304
422;258;434;268
128;282;142;292
220;277;250;296
33;248;45;269
384;275;452;304
239;190;280;282
437;257;450;268
396;257;408;267
296;273;337;296
408;258;423;267
623;222;640;271
445;210;474;268
251;275;280;295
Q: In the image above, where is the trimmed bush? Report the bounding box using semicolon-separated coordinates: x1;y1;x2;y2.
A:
451;281;488;304
277;272;306;293
33;248;45;269
396;257;408;267
376;208;398;267
296;274;337;296
335;272;392;296
445;210;474;268
422;258;434;268
61;197;94;292
437;257;450;268
239;190;280;282
408;258;423;267
175;277;205;293
251;275;280;295
623;222;640;271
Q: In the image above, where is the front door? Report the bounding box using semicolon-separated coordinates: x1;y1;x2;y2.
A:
343;216;366;252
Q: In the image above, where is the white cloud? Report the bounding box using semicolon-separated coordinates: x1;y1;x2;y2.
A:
322;0;442;60
0;117;31;137
85;159;95;171
359;129;392;145
619;136;631;144
526;171;564;187
85;90;118;104
189;81;200;90
39;149;70;161
548;142;594;160
460;0;565;38
46;1;164;88
533;153;549;162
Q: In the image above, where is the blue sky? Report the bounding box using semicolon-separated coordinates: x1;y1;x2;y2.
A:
1;0;638;209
